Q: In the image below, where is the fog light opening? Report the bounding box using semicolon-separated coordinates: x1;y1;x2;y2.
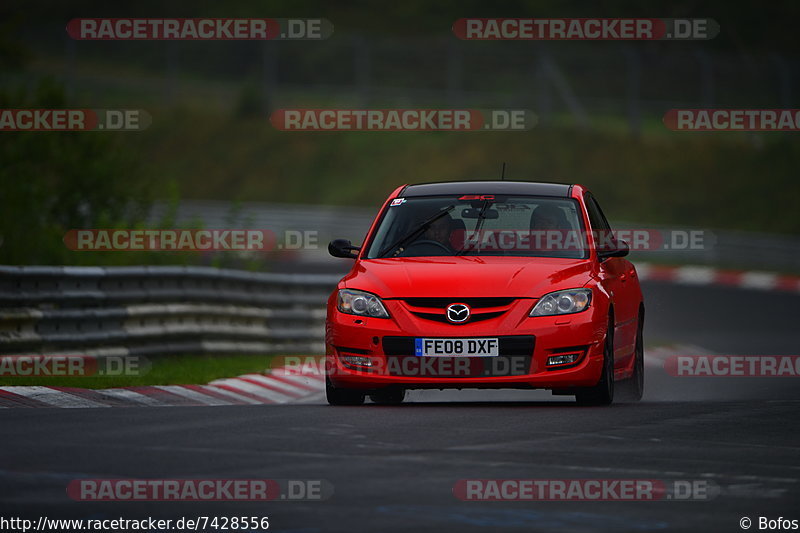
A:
547;353;580;366
341;355;373;368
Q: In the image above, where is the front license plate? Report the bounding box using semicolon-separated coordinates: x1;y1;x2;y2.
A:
414;338;500;357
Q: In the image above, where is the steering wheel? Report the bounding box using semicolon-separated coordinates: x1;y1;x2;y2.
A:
397;239;452;256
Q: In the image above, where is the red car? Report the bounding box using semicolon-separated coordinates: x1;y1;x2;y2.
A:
325;181;644;406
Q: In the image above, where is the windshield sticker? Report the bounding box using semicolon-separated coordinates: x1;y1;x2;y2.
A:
390;198;406;206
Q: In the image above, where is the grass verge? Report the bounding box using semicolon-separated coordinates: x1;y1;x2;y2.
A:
0;353;284;389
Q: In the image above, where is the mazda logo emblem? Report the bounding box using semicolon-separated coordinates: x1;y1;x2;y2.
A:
446;303;471;324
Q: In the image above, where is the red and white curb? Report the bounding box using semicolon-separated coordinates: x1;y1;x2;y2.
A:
635;263;800;293
0;367;324;409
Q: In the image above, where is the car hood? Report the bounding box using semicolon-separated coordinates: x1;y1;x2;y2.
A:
342;256;595;298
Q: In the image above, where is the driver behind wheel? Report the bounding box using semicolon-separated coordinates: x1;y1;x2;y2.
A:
423;213;456;250
393;213;458;256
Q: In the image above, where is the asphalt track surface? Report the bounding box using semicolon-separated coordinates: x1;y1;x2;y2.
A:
1;281;798;532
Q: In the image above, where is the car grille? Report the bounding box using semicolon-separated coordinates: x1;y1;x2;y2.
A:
398;297;523;324
401;297;515;308
411;311;505;324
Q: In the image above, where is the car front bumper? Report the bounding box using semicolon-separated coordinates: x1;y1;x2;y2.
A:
325;301;607;391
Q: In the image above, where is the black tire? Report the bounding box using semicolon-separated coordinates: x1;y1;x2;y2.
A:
369;388;406;405
575;316;615;406
618;310;645;402
326;376;365;406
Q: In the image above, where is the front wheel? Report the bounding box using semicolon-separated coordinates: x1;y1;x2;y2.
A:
618;311;644;402
326;376;365;406
575;317;615;406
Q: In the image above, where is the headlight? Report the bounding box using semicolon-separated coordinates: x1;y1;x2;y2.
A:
337;289;390;318
529;288;592;317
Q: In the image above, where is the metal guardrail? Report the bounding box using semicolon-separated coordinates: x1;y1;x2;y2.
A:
0;266;341;357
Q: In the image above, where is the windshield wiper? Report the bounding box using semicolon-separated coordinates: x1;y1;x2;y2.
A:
377;205;455;258
455;199;491;256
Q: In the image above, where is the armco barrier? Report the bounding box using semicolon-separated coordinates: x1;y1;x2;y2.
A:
3;260;798;358
0;266;341;357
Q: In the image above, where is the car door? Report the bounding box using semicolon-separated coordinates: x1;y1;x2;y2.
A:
584;193;638;370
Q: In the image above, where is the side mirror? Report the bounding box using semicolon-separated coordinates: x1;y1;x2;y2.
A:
328;239;360;259
598;239;630;260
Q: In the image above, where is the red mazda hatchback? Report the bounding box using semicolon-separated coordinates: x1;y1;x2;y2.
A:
325;181;644;406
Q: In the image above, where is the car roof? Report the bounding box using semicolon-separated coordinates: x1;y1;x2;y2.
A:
400;181;573;198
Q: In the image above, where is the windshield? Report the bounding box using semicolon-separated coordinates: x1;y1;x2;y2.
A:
365;195;588;259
